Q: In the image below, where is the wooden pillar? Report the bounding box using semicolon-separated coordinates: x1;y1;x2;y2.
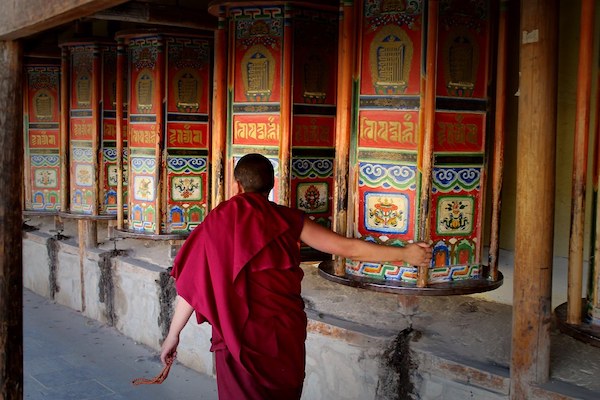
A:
0;39;23;400
590;31;600;323
567;0;595;325
332;0;357;275
60;46;70;213
155;40;165;236
279;5;293;206
416;0;438;288
91;45;101;217
489;0;510;280
211;6;228;207
116;38;125;230
510;1;558;397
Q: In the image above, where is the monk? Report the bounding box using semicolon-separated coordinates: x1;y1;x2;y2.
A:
160;153;432;399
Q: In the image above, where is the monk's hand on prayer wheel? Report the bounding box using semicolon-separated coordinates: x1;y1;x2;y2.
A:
401;242;433;267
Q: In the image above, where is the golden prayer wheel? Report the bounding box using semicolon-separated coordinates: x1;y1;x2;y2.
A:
58;40;122;221
209;1;339;247
23;59;62;215
115;29;213;237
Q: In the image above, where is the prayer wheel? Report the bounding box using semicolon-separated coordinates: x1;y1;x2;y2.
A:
320;0;503;293
23;59;62;214
209;0;338;233
115;30;212;236
59;40;122;220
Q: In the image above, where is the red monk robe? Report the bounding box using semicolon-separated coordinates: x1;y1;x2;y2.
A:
171;192;307;399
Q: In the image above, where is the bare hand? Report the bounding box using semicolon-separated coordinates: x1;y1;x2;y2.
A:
402;242;433;267
160;334;179;365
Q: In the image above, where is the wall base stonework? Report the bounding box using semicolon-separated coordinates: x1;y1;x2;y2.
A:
22;224;600;400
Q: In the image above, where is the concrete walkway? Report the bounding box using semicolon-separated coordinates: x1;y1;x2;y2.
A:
24;289;218;400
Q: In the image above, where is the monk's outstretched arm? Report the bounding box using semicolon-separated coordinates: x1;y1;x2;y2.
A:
299;218;432;267
160;295;194;365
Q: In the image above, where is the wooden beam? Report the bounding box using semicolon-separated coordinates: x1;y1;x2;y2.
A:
510;0;558;397
0;39;23;400
332;0;357;276
417;0;438;288
211;7;228;208
489;0;510;280
0;0;128;40
60;47;70;213
89;1;217;31
116;39;125;230
567;0;595;325
279;6;293;206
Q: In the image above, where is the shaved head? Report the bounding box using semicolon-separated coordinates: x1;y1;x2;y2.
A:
234;153;275;195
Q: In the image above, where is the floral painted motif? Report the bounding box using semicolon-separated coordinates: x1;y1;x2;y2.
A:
298;184;326;212
172;176;201;201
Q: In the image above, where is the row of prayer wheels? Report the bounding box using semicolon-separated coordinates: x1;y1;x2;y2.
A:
24;31;212;238
22;0;515;295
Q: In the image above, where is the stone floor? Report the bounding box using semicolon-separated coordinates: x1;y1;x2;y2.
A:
24;289;218;400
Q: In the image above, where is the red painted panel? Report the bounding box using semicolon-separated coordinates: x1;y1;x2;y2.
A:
436;3;490;98
434;112;485;153
360;15;423;96
129;123;159;148
430;189;482;243
293;11;338;105
232;114;280;146
292;116;335;147
232;8;283;103
129;57;161;115
357;184;417;241
26;67;60;123
28;129;60;149
70;118;94;141
166;122;209;149
358;110;419;150
166;37;211;114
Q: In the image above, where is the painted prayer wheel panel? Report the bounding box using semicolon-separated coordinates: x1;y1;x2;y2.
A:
227;5;285;202
65;42;117;216
120;31;212;234
101;47;128;214
348;0;490;283
291;9;338;229
23;62;61;212
224;2;337;222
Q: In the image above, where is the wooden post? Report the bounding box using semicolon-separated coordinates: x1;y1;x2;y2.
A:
91;44;101;218
0;39;23;400
590;37;600;321
211;6;228;208
489;0;510;280
279;5;293;206
224;16;236;201
417;0;438;288
60;46;70;212
567;0;595;325
510;1;558;397
116;38;125;230
332;0;357;276
155;38;165;235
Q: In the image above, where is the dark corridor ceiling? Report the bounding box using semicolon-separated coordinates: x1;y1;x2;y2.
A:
22;0;340;57
23;0;217;58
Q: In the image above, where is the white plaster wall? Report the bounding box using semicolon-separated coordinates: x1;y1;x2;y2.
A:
82;250;110;325
303;333;386;400
113;257;164;349
53;240;83;311
177;320;214;377
22;233;51;297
